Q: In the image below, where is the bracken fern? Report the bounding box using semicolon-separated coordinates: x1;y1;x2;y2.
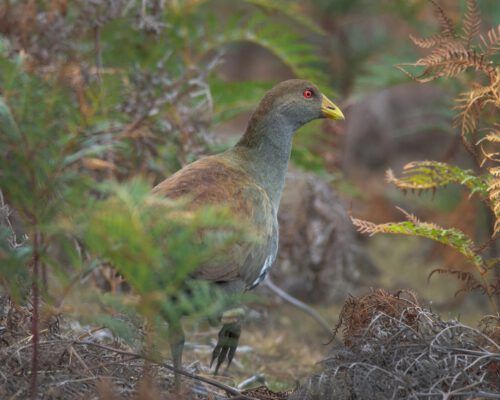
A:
353;0;499;312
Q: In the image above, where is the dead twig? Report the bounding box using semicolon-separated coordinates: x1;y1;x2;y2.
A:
72;340;257;400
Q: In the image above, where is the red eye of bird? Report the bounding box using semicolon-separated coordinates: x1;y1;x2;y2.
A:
303;89;313;99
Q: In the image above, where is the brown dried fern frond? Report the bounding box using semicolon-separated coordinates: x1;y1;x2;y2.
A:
478;128;500;164
332;289;420;347
441;58;473;77
462;0;481;48
406;0;457;54
397;1;498;84
396;206;442;230
454;71;500;136
416;40;467;65
490;166;500;176
480;150;500;165
479;25;500;56
480;130;500;143
394;63;439;83
395;206;422;226
349;217;391;236
428;268;486;296
417;48;492;80
409;33;446;49
430;0;456;39
488;166;500;236
397;49;494;84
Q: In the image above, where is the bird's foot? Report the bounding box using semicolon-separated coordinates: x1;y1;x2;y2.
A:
210;321;241;375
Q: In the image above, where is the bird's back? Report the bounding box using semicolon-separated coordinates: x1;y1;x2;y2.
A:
152;151;278;289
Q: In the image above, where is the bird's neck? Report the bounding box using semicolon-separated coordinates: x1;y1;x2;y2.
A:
235;113;297;209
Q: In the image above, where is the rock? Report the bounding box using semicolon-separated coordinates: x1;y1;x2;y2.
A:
273;170;379;303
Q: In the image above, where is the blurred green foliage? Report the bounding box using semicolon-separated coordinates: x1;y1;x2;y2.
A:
82;179;246;341
0;0;334;344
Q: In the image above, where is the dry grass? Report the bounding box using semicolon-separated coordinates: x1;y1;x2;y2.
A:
292;289;500;400
0;295;326;399
1;290;498;399
0;296;234;399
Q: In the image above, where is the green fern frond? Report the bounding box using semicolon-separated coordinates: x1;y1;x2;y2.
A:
201;13;328;87
211;80;273;123
243;0;327;35
191;0;326;35
351;207;486;273
386;161;489;197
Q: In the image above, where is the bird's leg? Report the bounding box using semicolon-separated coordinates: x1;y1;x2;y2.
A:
210;307;245;375
168;320;185;391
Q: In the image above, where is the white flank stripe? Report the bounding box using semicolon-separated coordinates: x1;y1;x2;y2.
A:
251;254;275;288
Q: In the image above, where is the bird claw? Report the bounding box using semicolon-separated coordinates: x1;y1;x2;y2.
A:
210;322;241;375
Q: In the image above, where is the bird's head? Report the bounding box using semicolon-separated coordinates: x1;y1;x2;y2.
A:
242;79;344;144
267;79;344;123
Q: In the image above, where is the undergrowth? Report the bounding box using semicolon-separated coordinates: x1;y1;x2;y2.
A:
292;289;499;400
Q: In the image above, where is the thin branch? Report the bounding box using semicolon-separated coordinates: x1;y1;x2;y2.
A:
264;276;332;336
94;26;102;83
30;231;41;400
72;340;257;400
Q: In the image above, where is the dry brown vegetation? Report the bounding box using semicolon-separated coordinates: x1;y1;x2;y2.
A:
292;289;499;400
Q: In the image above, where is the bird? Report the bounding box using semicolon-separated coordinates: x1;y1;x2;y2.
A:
152;79;344;389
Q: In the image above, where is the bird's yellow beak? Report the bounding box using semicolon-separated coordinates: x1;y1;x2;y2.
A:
321;94;345;121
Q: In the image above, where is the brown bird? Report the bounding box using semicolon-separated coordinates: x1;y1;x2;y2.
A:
152;79;344;388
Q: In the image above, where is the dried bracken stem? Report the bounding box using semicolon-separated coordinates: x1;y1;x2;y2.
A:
30;230;40;400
